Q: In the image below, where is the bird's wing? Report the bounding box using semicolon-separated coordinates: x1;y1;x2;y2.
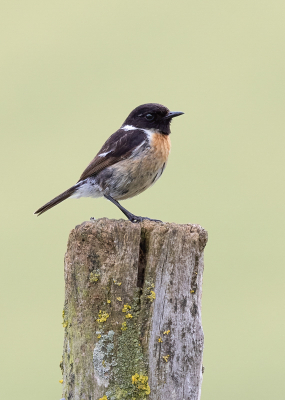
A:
78;128;147;182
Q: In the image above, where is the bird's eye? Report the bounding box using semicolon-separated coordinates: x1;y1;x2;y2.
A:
145;113;154;121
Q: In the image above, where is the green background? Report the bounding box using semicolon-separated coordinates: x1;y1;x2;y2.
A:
1;1;284;399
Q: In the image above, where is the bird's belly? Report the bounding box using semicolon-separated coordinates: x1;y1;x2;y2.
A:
99;152;167;200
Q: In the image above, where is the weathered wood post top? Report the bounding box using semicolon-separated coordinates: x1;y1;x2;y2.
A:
61;218;208;400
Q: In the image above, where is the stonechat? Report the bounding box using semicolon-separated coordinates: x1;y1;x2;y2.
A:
34;103;184;222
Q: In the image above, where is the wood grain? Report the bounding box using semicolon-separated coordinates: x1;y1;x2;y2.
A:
61;218;207;400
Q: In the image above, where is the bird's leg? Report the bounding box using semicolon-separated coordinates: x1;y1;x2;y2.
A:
104;194;161;223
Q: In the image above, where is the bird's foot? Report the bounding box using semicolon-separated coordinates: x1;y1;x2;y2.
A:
127;214;162;223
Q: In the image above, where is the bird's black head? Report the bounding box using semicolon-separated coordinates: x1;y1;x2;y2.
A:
123;103;184;135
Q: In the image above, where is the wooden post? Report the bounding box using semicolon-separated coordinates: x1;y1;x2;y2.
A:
61;218;208;400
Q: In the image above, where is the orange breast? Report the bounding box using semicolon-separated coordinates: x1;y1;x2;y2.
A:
151;132;171;163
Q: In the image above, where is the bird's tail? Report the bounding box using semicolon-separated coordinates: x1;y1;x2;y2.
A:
34;185;77;216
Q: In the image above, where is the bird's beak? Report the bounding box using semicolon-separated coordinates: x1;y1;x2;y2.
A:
165;111;184;120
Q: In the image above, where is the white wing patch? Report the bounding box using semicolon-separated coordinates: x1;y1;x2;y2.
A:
98;150;112;158
121;125;137;131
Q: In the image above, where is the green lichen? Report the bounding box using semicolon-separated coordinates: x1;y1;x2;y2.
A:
104;289;150;400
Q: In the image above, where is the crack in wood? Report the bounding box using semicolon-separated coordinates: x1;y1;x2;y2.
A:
137;228;147;288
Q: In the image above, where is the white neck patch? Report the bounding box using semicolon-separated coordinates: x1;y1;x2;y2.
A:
121;125;156;141
141;128;155;140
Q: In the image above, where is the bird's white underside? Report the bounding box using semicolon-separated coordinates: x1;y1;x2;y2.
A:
71;179;103;199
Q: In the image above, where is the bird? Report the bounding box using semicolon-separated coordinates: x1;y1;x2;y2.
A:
34;103;184;222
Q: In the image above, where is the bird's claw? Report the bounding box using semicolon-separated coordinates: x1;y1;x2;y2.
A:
128;215;162;223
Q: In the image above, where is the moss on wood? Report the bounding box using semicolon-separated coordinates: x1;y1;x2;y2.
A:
61;219;207;400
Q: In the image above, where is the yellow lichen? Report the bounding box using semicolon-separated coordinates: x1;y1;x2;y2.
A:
158;337;163;343
62;309;68;328
89;271;100;283
132;373;150;395
147;290;156;302
122;304;131;313
121;321;127;331
107;300;111;304
125;313;133;319
59;379;63;384
162;355;170;362
96;310;110;323
98;396;108;400
190;290;195;294
116;297;122;302
113;279;122;286
97;334;101;339
163;330;170;335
